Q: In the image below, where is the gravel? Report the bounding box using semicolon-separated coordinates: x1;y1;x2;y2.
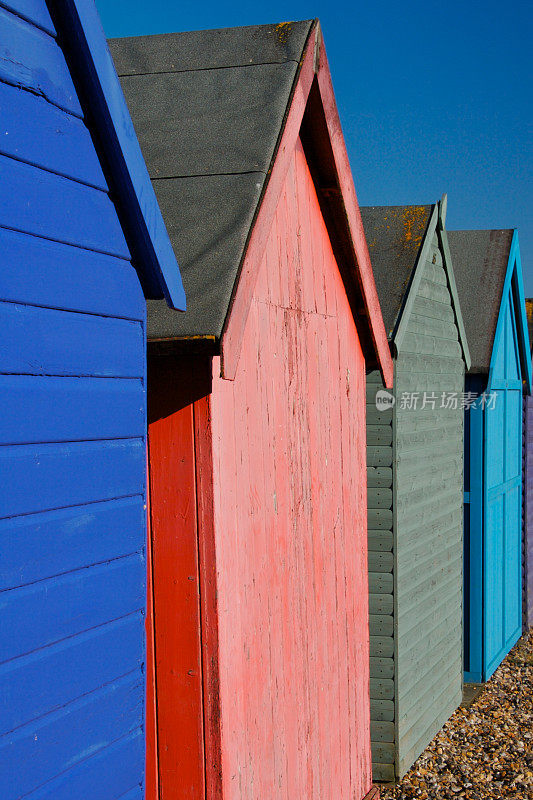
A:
378;629;533;799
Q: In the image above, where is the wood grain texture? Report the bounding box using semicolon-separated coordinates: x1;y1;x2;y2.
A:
209;139;372;799
366;231;465;781
0;6;81;114
394;234;464;777
0;0;55;34
0;2;148;796
147;355;208;800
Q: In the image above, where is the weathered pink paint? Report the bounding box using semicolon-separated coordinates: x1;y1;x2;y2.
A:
207;139;372;799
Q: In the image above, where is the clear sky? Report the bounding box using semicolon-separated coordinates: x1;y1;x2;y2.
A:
96;0;533;294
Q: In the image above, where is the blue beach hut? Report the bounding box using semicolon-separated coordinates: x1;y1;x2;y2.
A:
449;230;531;682
0;1;184;797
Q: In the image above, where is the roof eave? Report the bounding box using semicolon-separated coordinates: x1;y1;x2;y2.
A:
50;0;185;309
389;204;439;354
437;196;471;370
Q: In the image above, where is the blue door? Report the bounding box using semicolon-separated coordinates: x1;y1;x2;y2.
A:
483;291;523;679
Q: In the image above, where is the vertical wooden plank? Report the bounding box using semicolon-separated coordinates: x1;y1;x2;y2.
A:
193;377;223;800
147;354;207;800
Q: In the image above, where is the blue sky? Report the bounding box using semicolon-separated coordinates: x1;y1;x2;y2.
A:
96;0;533;294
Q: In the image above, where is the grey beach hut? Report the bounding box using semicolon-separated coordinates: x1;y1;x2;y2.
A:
361;198;470;781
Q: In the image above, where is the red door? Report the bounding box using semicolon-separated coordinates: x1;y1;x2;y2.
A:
147;354;207;800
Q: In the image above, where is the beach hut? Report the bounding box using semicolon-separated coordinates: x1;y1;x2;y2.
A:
449;230;531;682
523;299;533;629
360;200;471;781
0;1;184;797
110;20;392;800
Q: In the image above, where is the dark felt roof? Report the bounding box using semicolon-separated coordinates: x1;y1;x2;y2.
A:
109;21;315;340
447;229;513;373
359;205;433;338
526;299;533;354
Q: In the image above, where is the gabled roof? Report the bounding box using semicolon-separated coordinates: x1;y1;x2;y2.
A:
109;20;394;386
360;205;433;338
449;230;532;392
448;230;514;373
110;21;312;339
51;0;185;308
360;201;470;365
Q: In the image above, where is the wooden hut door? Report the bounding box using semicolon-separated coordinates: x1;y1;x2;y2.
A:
483;292;523;679
146;354;208;800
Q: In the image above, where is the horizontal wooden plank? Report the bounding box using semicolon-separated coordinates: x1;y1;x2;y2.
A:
367;467;392;488
0;0;55;34
0;553;144;663
395;371;463;393
417;277;451;306
396;350;463;375
370;636;394;658
0;7;81;115
397;605;462;690
370;698;395;722
22;729;144;800
395;442;461;474
368;551;393;573
398;591;461;657
367;446;393;467
371;721;395;743
396;482;462;519
368;532;393;552
366;408;393;425
0;228;144;319
398;651;462;725
368;508;393;530
398;563;461;629
398;692;461;778
399;574;462;637
0;375;144;443
370;656;394;679
397;504;462;543
0;495;145;591
366;369;384;386
0;673;143;800
398;667;461;752
0;156;129;258
395;454;462;489
397;627;461;701
423;261;446;285
369;593;393;614
396;428;462;453
1;613;143;734
371;761;395;782
369;573;393;594
367;425;393;446
0;438;145;519
0;82;106;189
411;295;455;325
395;409;463;434
370;678;394;700
370;741;395;762
369;615;394;637
397;519;462;569
0;302;143;377
367;487;392;508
